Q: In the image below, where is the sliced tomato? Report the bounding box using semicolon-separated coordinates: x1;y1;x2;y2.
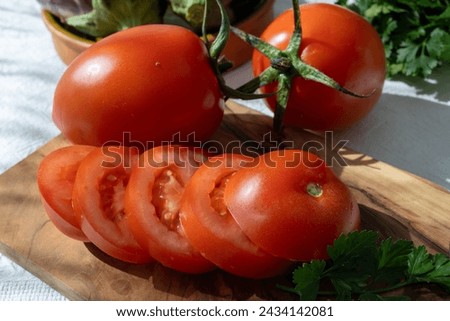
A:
224;149;360;261
72;146;152;264
180;154;292;278
124;145;215;274
37;145;96;241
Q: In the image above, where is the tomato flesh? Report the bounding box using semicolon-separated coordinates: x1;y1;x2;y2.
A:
125;145;215;274
224;149;360;261
37;145;96;241
180;154;292;278
72;146;152;264
153;169;184;231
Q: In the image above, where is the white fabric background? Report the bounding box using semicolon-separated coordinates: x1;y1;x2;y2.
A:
0;0;449;300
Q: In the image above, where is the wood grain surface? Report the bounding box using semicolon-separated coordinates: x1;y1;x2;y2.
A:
0;101;449;300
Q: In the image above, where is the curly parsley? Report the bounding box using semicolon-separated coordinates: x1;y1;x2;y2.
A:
336;0;450;78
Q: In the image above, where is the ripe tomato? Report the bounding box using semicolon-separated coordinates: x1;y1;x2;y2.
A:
224;149;360;261
53;24;224;148
252;3;386;130
180;154;292;278
72;146;152;264
124;145;216;274
37;145;95;241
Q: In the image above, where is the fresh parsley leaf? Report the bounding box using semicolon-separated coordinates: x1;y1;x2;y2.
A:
374;238;413;285
327;230;378;264
408;247;450;292
331;278;353;300
337;0;450;77
426;254;450;291
407;245;435;276
292;260;326;300
427;29;450;62
377;238;413;269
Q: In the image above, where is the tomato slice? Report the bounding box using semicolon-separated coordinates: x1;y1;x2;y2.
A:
72;146;152;264
180;154;292;278
37;145;96;241
124;145;215;274
224;149;360;261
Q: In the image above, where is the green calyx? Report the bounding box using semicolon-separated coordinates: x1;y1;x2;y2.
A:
229;0;375;132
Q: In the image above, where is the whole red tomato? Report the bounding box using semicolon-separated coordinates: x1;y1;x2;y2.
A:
252;3;386;130
224;149;360;261
53;24;224;147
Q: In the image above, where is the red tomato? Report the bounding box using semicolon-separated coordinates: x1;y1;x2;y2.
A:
180;154;292;278
72;146;152;264
37;145;95;241
53;24;224;148
224;149;360;261
124;145;215;274
252;3;386;130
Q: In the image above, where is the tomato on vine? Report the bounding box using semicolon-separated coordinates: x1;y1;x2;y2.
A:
234;1;386;131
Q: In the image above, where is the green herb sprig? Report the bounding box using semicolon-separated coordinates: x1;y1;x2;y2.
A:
337;0;450;78
280;230;450;300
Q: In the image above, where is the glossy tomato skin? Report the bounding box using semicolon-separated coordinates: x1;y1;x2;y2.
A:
124;145;216;274
37;145;96;241
224;149;360;261
180;154;292;279
72;146;152;264
253;3;386;130
53;24;224;147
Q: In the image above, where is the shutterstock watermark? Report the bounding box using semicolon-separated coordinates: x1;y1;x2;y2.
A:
100;131;349;169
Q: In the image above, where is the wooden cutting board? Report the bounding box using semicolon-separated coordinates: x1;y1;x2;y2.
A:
0;101;449;300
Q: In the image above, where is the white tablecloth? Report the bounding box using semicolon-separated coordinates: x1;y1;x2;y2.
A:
1;0;449;300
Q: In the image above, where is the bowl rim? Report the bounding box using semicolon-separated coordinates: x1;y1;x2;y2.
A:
41;10;95;46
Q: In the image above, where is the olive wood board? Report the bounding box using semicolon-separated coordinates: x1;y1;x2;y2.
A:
0;100;449;301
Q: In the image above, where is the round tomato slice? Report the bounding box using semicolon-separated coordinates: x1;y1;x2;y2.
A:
37;145;96;241
180;154;292;278
224;149;360;261
72;146;152;264
124;145;215;274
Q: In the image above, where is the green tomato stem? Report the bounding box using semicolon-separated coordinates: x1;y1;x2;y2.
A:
230;25;282;58
274;74;291;132
208;0;230;60
236;67;279;93
306;183;323;198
